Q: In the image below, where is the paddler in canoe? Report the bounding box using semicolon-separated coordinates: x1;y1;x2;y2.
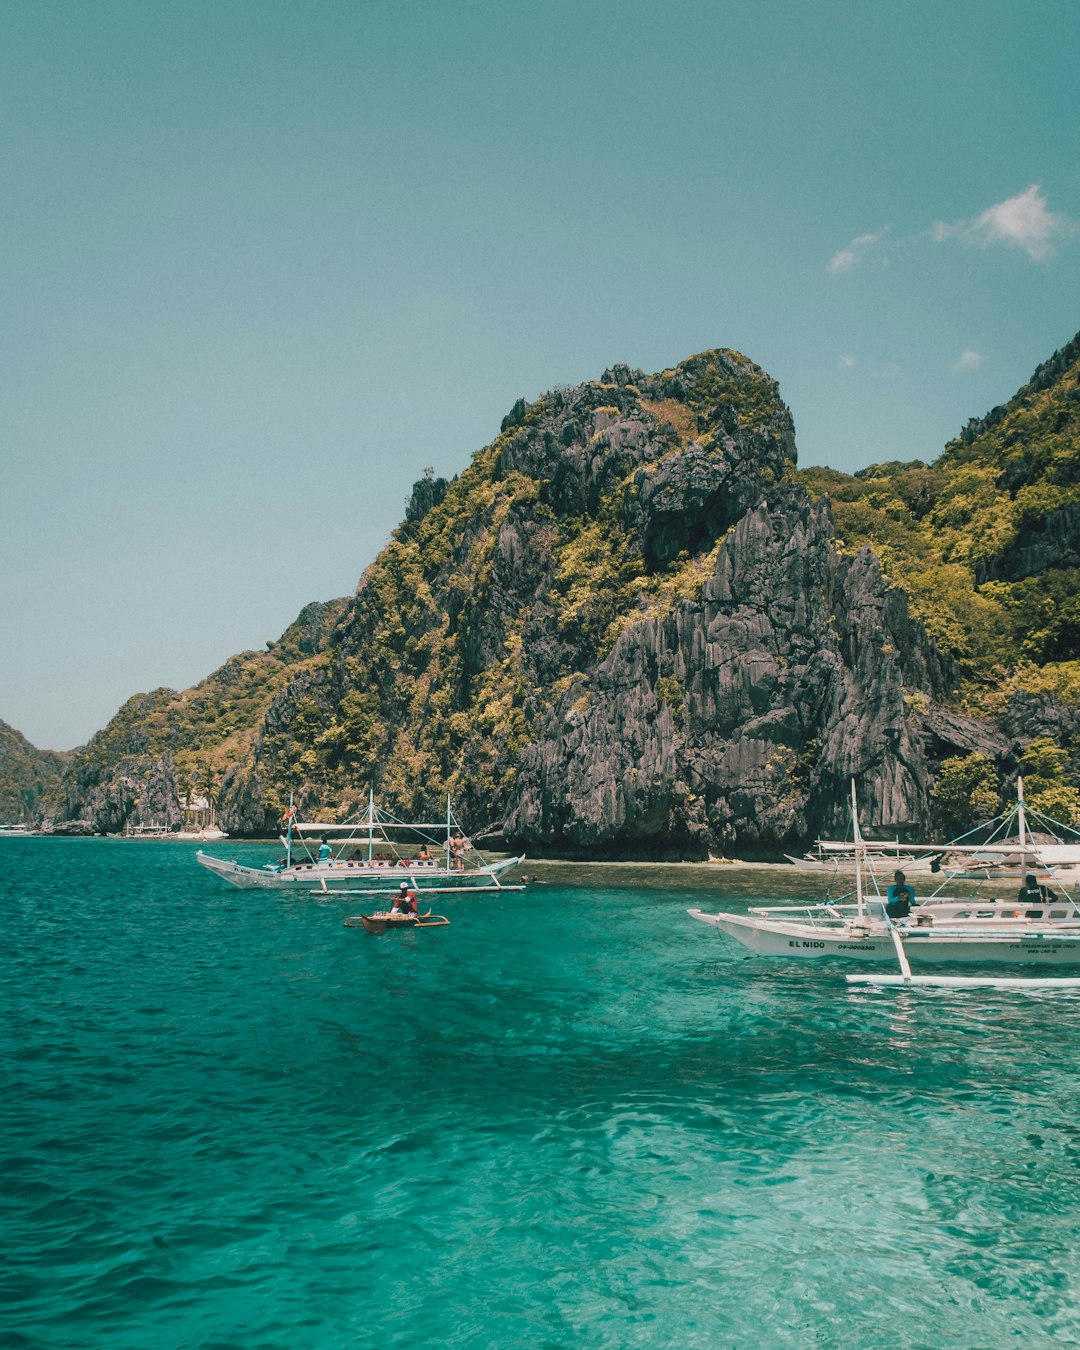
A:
345;882;450;932
392;881;420;917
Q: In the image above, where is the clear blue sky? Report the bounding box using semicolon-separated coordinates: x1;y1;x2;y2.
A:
2;0;1077;750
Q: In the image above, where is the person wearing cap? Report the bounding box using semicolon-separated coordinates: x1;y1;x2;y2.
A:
390;881;419;917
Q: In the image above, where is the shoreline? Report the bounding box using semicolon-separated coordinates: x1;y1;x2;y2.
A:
5;833;1047;897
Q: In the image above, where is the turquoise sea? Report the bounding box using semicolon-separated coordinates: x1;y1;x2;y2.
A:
5;838;1080;1348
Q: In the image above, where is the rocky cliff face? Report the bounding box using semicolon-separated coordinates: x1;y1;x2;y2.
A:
61;335;1080;850
215;349;958;852
0;720;67;824
505;491;954;855
61;598;348;834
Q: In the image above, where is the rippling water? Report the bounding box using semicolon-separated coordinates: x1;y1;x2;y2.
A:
5;839;1080;1347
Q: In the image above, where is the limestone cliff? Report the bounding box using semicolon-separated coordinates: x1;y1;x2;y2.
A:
217;349;957;853
62;598;348;834
59;335;1080;850
505;494;952;854
0;720;67;824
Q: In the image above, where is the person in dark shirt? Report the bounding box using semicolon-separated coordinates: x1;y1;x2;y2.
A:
1018;873;1049;909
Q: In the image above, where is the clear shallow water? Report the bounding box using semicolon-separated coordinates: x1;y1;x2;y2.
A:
5;839;1080;1348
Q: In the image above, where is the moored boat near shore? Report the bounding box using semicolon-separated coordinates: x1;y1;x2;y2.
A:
197;792;523;895
691;780;1080;982
689;903;1080;967
786;781;1080;882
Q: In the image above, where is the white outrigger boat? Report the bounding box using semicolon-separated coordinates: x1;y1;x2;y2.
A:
787;785;1080;881
197;792;523;895
691;780;1080;989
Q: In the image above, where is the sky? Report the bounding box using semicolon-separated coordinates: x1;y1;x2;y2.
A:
2;0;1078;751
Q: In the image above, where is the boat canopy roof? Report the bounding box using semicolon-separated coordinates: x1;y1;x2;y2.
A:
293;821;458;833
816;839;1080;859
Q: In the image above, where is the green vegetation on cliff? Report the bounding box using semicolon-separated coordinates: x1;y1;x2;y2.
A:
64;598;348;826
251;350;795;828
0;720;67;823
796;330;1080;710
49;333;1080;844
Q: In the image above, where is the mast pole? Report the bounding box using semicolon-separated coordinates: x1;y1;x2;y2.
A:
286;792;293;868
1018;775;1027;850
447;794;452;872
1017;775;1030;874
367;787;375;865
852;779;865;919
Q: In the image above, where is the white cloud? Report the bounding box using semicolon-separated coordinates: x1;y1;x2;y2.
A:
837;355;857;369
827;227;890;274
932;185;1074;261
953;349;985;374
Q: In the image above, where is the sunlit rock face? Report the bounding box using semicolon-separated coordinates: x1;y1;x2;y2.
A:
505;491;954;857
63;332;1080;854
218;347;954;855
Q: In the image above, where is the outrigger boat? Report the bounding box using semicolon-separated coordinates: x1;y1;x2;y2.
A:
197;792;523;894
787;786;1080;881
690;780;1080;988
344;911;451;933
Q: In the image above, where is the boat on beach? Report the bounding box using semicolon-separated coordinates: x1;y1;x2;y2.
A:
690;780;1080;985
783;846;944;875
786;787;1080;882
196;792;523;895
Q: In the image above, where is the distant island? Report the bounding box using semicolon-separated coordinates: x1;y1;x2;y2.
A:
5;332;1078;857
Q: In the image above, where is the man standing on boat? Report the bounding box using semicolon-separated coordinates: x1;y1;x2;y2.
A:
450;830;466;871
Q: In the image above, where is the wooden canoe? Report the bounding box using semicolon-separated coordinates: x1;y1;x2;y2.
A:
344;911;450;933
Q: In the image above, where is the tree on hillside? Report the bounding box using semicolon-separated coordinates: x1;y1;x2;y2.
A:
931;753;1000;830
196;763;219;827
1018;737;1080;825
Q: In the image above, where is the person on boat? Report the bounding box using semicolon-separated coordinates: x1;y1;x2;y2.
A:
317;836;332;862
450;829;466;871
884;870;915;919
390;882;419;917
417;844;432;862
1018;873;1050;908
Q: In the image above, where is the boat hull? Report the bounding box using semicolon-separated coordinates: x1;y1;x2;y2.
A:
688;909;1080;967
345;913;450;933
196;850;521;892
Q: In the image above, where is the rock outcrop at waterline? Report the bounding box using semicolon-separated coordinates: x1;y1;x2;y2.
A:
504;493;953;854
